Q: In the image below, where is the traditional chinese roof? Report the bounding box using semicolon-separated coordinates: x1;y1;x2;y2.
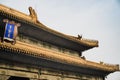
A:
0;41;119;75
0;4;98;53
0;4;119;76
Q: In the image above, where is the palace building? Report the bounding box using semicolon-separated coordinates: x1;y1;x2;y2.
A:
0;4;119;80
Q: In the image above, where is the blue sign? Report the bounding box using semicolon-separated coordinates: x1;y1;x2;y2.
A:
4;23;15;41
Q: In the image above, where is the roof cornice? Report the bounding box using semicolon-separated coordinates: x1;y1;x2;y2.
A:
0;41;119;72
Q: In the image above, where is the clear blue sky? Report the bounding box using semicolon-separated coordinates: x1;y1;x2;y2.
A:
0;0;120;80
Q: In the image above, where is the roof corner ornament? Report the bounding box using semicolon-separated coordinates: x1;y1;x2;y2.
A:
77;34;82;40
29;7;38;23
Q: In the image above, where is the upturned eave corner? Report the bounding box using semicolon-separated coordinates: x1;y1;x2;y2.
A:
80;38;99;47
69;35;99;47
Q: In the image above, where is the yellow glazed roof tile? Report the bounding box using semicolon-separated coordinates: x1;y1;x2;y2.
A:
0;41;119;72
0;4;98;47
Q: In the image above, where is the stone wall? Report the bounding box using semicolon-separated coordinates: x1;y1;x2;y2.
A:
0;63;103;80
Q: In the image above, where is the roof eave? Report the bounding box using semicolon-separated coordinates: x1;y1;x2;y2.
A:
0;4;98;51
